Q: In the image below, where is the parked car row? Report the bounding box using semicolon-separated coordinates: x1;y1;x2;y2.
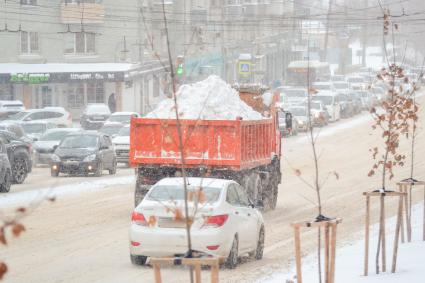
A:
276;71;400;136
0;101;141;192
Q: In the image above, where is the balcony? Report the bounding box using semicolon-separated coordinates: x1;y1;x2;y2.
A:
61;3;105;24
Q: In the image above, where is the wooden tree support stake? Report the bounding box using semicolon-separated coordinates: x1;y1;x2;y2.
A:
397;180;425;242
363;191;407;276
150;257;224;283
291;218;342;283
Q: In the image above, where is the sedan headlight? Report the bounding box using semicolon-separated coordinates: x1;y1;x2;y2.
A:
51;154;61;162
83;154;97;162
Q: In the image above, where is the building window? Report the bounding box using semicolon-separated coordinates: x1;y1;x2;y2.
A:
20;31;39;54
64;32;96;54
20;0;37;5
65;0;102;3
67;84;85;108
153;76;159;98
87;82;104;103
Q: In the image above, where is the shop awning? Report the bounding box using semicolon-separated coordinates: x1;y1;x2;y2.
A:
0;63;142;83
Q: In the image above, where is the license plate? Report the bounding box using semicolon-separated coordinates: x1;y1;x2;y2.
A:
92;116;104;121
158;218;186;228
65;161;79;166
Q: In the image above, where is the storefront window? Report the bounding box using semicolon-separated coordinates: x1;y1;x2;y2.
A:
0;84;14;100
67;84;84;108
87;82;104;103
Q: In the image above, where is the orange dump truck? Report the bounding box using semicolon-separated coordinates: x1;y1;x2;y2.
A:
129;85;282;210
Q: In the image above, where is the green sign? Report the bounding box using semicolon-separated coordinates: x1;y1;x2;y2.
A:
10;73;50;84
176;64;184;76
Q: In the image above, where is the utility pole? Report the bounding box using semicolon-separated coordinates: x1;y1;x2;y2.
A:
323;0;333;62
362;0;368;66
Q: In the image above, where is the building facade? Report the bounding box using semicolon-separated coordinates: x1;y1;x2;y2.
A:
0;0;168;117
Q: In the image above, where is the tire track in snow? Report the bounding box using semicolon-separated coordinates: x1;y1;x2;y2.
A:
0;175;135;208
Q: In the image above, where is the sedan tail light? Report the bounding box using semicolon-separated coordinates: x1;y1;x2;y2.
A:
202;214;229;228
131;211;148;226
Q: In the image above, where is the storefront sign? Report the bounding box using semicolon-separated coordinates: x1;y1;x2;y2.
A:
69;72;119;81
10;73;50;83
1;72;125;84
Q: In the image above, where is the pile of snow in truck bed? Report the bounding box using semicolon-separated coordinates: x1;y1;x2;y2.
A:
145;75;263;120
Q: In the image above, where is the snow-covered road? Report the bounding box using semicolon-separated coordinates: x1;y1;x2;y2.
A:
1;94;425;283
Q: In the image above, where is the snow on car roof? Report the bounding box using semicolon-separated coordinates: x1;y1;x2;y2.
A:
155;177;234;188
110;112;138;116
313;82;332;86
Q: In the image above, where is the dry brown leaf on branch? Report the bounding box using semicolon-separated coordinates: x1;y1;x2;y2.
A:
12;223;26;238
0;228;6;245
294;169;302;176
368;170;375;177
174;208;184;221
16;207;26;213
0;262;7;280
148;216;157;227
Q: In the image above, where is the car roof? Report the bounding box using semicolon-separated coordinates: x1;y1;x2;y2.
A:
20;120;55;125
313;82;331;85
67;130;104;137
110;111;138;116
314;91;335;96
155;177;234;188
0;100;24;105
102;122;124;127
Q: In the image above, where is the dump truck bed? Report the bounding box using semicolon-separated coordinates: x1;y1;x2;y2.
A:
129;117;278;170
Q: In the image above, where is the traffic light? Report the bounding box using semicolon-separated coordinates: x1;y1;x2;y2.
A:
177;63;184;76
176;55;184;76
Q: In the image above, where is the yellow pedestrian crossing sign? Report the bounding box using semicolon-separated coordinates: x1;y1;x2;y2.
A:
238;61;252;76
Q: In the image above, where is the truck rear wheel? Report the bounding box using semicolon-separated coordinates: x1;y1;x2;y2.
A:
134;182;150;207
263;175;279;210
242;173;262;206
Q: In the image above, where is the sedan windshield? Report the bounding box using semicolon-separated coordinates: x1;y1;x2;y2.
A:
22;124;46;134
60;135;98;148
148;185;221;203
333;82;349;89
313;96;333;105
311;102;322;110
7;111;29;120
86;105;111;115
313;84;332;90
117;126;130;137
100;125;123;136
284;89;306;98
289;107;307;116
40;130;75;141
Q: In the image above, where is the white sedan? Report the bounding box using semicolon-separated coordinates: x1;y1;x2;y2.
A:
129;177;265;269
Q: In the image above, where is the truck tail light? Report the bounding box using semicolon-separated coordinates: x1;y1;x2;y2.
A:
131;211;148;226
202;214;229;228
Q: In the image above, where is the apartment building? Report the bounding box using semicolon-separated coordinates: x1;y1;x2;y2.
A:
0;0;169;116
